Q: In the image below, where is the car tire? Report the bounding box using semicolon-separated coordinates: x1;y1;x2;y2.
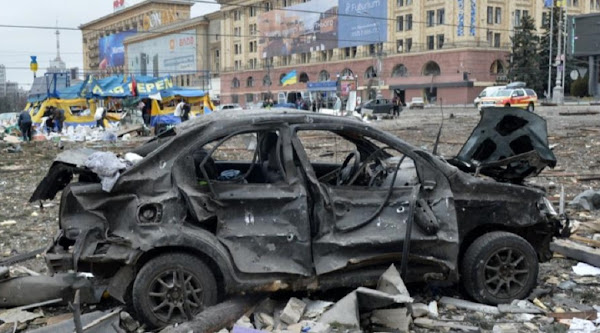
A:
461;231;538;305
527;103;535;112
132;253;218;328
504;104;511;108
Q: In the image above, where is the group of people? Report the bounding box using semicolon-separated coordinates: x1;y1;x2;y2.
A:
174;99;192;122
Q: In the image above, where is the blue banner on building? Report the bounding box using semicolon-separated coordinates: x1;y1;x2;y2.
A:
338;0;387;48
307;81;337;91
98;30;137;69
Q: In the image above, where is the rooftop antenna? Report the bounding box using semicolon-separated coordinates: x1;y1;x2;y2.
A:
432;98;444;156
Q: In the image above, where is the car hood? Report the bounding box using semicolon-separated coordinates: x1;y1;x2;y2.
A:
447;108;556;183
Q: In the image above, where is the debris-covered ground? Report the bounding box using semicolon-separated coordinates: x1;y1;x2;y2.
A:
1;106;600;332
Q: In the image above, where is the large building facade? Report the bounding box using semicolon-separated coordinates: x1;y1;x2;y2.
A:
216;0;600;105
80;0;194;76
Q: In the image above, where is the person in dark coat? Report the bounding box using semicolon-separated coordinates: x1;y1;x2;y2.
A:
18;110;33;141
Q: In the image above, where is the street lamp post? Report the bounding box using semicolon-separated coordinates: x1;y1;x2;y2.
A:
359;10;384;99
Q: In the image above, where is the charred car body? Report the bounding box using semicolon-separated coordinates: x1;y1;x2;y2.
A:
31;108;566;328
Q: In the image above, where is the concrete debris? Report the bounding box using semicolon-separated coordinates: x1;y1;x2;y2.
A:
558;280;578;290
376;263;410;296
371;308;411;332
318;291;360;328
568;317;598;333
551;239;600;267
492;323;519;333
0;307;42;324
302;299;333;319
280;297;306;325
569;189;600;211
573;262;600;276
413;317;480;332
427;300;439;318
235;315;255;329
497;300;545;314
409;303;429;318
439;296;500;315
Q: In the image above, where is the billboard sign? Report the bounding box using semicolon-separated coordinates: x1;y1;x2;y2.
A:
99;30;137;69
569;14;600;57
258;0;338;58
127;29;197;77
338;0;387;48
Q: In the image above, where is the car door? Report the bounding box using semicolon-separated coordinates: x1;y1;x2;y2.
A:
180;125;313;276
291;125;459;278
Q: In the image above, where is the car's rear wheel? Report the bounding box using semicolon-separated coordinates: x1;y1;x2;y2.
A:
504;103;511;108
461;231;538;305
133;253;218;328
527;103;535;112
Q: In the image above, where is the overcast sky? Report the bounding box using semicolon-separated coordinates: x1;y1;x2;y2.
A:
0;0;220;89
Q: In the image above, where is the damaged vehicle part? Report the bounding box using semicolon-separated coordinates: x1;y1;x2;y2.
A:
449;108;557;183
31;111;564;328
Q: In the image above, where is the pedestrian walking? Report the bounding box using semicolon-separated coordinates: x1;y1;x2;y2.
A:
392;96;401;118
181;102;191;122
174;99;186;122
18;109;33;142
94;107;107;129
52;107;65;132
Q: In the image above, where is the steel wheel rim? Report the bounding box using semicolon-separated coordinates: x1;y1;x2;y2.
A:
483;247;530;298
147;268;205;323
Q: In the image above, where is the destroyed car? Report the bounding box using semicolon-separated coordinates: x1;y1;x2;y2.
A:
30;109;565;328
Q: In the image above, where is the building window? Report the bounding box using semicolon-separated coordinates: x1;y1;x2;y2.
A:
234;60;241;70
234;10;241;21
523;10;529;18
427;35;435;50
232;78;240;88
406;38;412;52
299;72;309;83
249;6;256;17
392;64;408;77
246;94;254;103
396;39;403;53
490;60;505;74
234;44;242;54
232;95;239;103
427;10;435;27
234;27;241;37
406;0;412;4
406;14;413;30
573;0;579;6
494;33;501;48
437;9;445;25
301;52;310;63
318;70;330;82
487;31;493;46
515;10;521;27
437;34;444;49
397;0;403;6
542;12;549;26
263;75;271;86
422;61;441;76
247;76;254;87
487;6;493;24
282;0;289;6
249;24;257;35
365;66;377;79
495;7;502;24
396;16;404;31
264;1;272;12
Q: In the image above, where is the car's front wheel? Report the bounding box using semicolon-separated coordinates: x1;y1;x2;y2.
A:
461;231;538;305
132;253;218;328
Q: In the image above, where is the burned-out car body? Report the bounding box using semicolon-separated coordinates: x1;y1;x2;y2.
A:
31;109;564;328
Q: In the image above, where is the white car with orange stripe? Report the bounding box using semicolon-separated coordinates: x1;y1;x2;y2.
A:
479;83;538;112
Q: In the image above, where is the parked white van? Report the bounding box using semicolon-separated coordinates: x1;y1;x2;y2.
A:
474;86;506;109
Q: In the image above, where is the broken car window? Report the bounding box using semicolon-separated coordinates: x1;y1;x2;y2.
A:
195;131;285;184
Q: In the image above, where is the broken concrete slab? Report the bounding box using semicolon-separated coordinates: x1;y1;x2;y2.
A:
569;189;600;211
551;239;600;267
409;303;429;318
413;317;480;332
280;297;307;325
355;287;413;311
371;308;411;332
0;307;42;324
318;291;360;328
497;300;545;314
439;296;500;315
302;299;334;319
428;301;439;318
376;264;410;297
